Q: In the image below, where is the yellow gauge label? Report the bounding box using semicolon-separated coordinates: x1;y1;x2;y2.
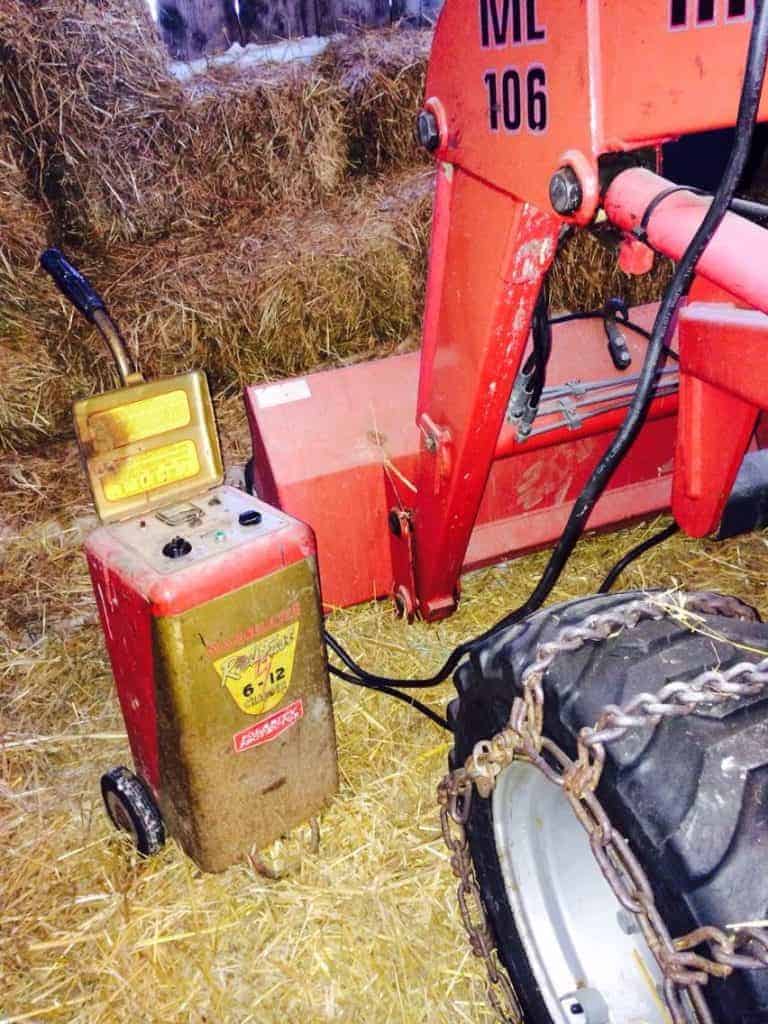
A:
89;389;191;453
214;622;300;717
102;439;200;502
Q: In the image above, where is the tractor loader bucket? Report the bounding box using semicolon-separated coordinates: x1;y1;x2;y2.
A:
245;302;678;611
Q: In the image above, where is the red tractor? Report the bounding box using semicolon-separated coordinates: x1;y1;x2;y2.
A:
246;3;768;1021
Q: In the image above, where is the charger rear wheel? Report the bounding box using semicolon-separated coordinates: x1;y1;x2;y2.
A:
101;766;165;857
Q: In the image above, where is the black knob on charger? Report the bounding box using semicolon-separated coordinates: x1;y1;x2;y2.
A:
163;536;192;559
238;509;262;527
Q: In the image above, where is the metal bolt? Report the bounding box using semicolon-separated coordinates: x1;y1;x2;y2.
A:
416;109;440;152
424;433;438;453
549;166;583;215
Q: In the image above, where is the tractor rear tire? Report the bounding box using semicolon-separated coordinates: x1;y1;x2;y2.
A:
449;591;768;1024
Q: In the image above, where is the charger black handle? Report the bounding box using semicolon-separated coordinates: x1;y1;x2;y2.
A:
40;247;106;323
39;247;141;385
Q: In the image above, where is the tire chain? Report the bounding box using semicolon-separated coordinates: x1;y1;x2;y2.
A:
438;590;768;1024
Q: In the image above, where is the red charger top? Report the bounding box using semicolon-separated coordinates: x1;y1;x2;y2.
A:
85;486;318;617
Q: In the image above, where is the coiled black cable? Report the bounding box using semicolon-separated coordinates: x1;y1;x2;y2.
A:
327;664;450;731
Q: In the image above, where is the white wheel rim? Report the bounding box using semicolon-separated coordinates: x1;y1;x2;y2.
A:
492;760;688;1023
105;790;139;846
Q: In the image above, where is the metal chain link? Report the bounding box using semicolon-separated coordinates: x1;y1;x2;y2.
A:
438;590;768;1024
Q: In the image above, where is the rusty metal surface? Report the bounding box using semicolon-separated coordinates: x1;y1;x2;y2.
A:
154;556;338;873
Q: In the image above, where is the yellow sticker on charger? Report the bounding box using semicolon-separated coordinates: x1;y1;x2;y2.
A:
214;622;300;717
90;389;191;453
102;439;200;502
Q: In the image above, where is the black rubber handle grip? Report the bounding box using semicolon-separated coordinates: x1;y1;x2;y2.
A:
39;248;106;323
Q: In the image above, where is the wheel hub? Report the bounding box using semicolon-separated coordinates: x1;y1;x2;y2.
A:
492;761;678;1024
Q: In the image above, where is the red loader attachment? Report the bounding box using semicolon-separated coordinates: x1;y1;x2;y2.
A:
245;2;768;620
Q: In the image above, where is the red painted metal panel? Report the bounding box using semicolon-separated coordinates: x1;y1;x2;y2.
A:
600;3;767;148
246;304;678;612
405;175;560;618
425;0;596;217
246;354;419;610
86;551;161;796
425;0;768;216
673;303;768;535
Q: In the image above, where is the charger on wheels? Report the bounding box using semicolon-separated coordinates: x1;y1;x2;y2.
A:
42;248;338;872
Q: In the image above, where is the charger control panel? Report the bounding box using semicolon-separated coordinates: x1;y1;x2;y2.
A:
107;486;287;575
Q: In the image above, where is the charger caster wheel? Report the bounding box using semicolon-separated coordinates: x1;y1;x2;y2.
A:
101;766;165;857
450;590;768;1024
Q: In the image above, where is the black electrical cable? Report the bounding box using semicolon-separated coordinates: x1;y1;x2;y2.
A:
328;665;450;731
325;4;768;694
522;282;553;412
548;310;649;336
533;283;553;406
632;185;768;240
324;617;463;689
549;309;680;360
597;522;680;594
634;185;700;241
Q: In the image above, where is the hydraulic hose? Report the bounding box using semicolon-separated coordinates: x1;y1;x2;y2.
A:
597;522;680;594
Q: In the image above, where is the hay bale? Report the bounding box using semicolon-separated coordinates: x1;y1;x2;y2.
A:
0;0;182;245
91;168;434;388
0;0;349;247
0;140;85;452
0;274;115;452
178;62;348;229
319;29;432;173
0;140;49;270
0;443;90;535
2;165;678;453
0;136;51;346
0;339;92;453
0;170;430;453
